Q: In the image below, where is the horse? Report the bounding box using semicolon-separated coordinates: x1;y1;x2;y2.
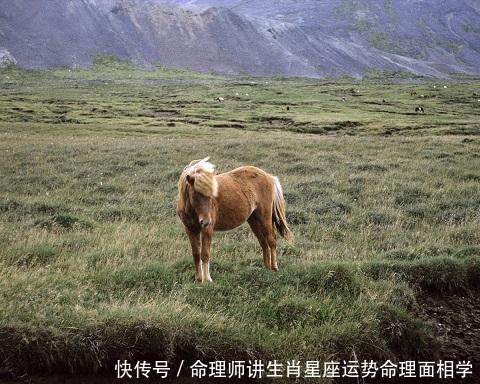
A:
176;158;293;283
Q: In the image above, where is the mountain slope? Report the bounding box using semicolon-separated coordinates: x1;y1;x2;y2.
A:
161;0;480;76
0;0;317;75
1;0;480;77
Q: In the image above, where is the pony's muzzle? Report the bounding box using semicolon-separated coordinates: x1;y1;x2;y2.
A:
199;218;211;228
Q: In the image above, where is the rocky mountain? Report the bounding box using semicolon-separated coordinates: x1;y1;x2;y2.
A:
0;48;16;67
1;0;480;77
0;0;315;75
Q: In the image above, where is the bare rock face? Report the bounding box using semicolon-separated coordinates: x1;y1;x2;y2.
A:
1;0;479;77
0;0;314;76
164;0;480;77
0;49;16;67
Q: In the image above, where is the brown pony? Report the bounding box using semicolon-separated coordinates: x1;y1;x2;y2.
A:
176;157;293;283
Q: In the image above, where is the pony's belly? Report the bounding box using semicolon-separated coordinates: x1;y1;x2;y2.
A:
214;219;244;231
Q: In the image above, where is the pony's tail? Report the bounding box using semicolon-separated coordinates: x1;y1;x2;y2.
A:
272;176;294;244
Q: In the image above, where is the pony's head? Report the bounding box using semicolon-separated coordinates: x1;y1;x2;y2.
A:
177;157;218;228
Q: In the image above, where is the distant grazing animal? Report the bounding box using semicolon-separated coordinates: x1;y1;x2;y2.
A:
286;106;290;111
216;97;225;102
177;158;293;283
410;91;417;96
382;99;386;103
415;106;425;114
341;97;346;102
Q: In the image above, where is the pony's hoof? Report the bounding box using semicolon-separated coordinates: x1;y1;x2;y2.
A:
195;277;213;283
271;265;279;272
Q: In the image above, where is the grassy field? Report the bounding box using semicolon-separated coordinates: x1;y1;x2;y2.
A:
0;62;479;381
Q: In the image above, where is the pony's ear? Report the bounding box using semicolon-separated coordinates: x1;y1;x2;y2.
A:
186;174;195;185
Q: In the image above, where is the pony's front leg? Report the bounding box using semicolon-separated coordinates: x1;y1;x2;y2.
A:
200;228;213;283
186;229;202;282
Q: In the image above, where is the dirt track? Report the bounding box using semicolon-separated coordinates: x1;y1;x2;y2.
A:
418;292;480;362
416;291;480;382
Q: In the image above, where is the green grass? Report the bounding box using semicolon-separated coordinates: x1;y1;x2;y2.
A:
0;64;479;380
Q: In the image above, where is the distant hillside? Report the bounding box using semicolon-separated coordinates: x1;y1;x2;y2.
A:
1;0;480;77
0;0;313;75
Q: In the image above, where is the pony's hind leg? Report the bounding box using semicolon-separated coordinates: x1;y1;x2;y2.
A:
267;231;278;271
186;229;203;282
248;215;271;270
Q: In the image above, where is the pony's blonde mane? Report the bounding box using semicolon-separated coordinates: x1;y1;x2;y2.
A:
177;157;218;212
